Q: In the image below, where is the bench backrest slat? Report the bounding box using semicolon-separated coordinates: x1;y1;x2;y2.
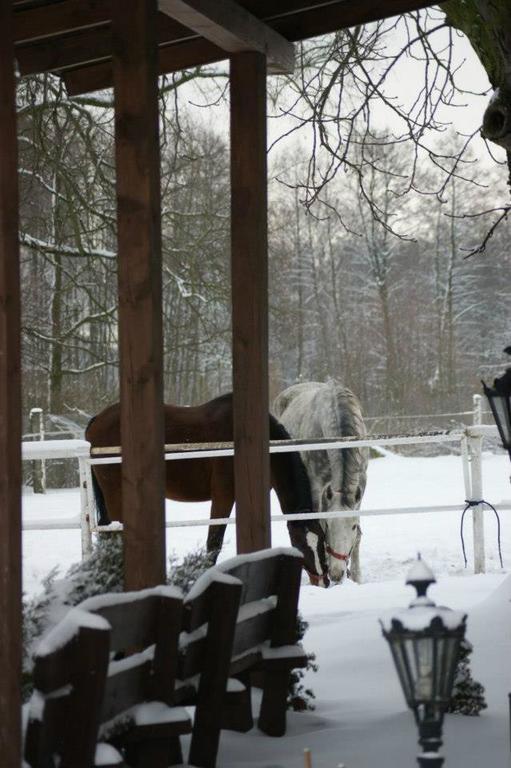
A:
26;622;110;768
100;659;151;724
218;550;303;670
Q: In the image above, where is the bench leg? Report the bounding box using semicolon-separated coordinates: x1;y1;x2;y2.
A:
258;670;289;737
221;685;253;732
125;737;181;768
189;706;222;768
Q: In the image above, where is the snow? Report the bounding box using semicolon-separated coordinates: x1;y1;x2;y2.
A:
22;450;511;767
227;678;246;693
22;438;89;460
184;568;241;602
261;643;305;660
80;584;182;612
215;546;302;573
95;743;123;766
406;557;436;584
108;646;154;677
237;596;277;623
132;702;190;726
35;607;109;657
380;604;467;632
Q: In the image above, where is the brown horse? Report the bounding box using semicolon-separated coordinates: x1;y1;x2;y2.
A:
86;393;329;585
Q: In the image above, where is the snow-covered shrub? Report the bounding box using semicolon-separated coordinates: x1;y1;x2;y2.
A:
447;639;487;716
65;532;124;604
167;548;217;592
288;613;318;712
22;534;124;700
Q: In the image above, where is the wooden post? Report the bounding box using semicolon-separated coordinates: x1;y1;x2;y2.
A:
230;52;270;553
469;434;486;574
30;406;46;493
0;3;22;764
112;0;165;589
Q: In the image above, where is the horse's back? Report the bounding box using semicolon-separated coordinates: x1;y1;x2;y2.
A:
273;380;368;503
274;380;365;438
86;395;235;447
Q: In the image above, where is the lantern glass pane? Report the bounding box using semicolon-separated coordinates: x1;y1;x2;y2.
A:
391;641;414;706
438;637;461;701
493;396;511;446
412;637;434;701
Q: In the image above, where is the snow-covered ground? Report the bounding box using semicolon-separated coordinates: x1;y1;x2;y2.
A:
23;451;511;767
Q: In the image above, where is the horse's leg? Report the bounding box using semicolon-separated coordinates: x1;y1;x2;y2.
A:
206;461;234;561
92;465;122;524
350;518;362;583
206;494;233;563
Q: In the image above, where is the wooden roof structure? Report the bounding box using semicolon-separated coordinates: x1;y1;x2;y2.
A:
1;1;438;763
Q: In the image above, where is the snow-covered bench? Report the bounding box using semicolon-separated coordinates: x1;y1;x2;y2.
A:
211;547;308;738
24;585;192;768
24;572;244;768
24;548;306;768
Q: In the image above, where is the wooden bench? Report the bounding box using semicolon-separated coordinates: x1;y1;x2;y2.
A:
24;548;306;768
213;547;307;739
24;605;114;768
80;585;191;768
24;573;243;768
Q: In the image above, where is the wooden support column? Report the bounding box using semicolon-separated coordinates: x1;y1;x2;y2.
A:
113;0;165;589
0;3;22;764
230;52;270;553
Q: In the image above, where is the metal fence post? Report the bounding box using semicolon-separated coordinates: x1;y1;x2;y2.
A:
468;433;486;574
78;456;93;558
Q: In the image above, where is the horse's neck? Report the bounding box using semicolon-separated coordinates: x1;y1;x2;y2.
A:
272;451;312;514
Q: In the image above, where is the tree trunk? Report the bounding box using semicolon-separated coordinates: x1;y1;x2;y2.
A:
444;0;511;152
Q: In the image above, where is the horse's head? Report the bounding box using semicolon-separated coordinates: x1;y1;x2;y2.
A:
320;482;362;582
286;516;330;588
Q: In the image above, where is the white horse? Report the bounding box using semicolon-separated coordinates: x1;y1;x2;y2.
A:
273;380;368;583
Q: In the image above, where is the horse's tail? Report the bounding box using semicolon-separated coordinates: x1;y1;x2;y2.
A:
91;469;110;526
328;381;368;509
85;414;110;526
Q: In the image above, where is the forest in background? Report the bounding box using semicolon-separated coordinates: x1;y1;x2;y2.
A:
17;20;511;434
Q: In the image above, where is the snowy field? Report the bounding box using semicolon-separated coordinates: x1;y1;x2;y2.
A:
23;450;511;767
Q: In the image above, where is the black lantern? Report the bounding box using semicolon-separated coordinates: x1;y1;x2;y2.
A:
482;348;511;461
380;557;467;767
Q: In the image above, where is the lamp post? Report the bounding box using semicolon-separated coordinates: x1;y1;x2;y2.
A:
482;348;511;462
380;557;467;767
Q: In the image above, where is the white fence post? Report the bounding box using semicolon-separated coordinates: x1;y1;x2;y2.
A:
78;456;93;558
472;394;483;426
468;433;486;574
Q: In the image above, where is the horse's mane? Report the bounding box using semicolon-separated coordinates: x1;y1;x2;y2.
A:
326;380;367;505
270;415;313;512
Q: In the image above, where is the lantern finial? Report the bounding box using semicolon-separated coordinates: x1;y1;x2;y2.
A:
406;554;436;604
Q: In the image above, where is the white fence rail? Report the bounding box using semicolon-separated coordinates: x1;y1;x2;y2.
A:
21;422;510;574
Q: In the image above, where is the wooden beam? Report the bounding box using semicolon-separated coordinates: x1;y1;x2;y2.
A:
113;0;166;589
0;2;22;765
13;0;110;45
230;51;271;554
158;0;294;73
64;37;225;96
63;0;439;95
16;13;193;78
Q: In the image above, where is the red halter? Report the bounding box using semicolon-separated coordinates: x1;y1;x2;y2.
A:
326;545;349;562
